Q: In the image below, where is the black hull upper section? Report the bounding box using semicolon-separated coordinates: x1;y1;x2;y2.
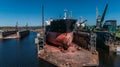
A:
47;19;76;33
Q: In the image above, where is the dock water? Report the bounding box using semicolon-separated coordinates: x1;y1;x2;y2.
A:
1;32;120;67
0;32;39;67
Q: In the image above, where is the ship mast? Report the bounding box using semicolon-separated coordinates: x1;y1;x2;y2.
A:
69;11;72;19
25;22;28;30
79;16;83;23
64;9;67;19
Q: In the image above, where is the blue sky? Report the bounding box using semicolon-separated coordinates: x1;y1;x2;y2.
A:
0;0;119;26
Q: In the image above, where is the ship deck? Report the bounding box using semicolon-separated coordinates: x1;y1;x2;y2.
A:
38;43;99;67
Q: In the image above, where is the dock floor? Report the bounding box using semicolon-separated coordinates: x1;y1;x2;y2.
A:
38;43;99;67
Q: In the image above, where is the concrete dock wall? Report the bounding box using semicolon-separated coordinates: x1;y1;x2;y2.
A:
73;31;90;49
2;31;17;37
0;31;17;39
0;30;30;39
17;30;30;38
0;32;3;39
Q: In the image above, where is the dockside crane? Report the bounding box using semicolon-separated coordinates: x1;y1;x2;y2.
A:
95;3;117;48
96;3;108;30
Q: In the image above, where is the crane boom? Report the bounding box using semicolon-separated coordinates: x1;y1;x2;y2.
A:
100;3;108;28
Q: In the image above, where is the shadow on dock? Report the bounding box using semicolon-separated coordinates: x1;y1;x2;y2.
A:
39;58;57;67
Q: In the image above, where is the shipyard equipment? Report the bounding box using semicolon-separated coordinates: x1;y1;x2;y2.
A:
94;3;118;51
96;4;108;30
96;3;116;33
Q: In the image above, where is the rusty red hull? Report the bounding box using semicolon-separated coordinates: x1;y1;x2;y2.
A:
46;32;73;48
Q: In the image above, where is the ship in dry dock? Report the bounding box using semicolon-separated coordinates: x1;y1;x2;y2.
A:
36;8;99;67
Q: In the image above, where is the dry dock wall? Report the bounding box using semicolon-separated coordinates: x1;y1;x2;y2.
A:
0;31;17;39
73;31;90;49
0;32;2;39
0;30;30;39
17;30;30;38
3;31;17;37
